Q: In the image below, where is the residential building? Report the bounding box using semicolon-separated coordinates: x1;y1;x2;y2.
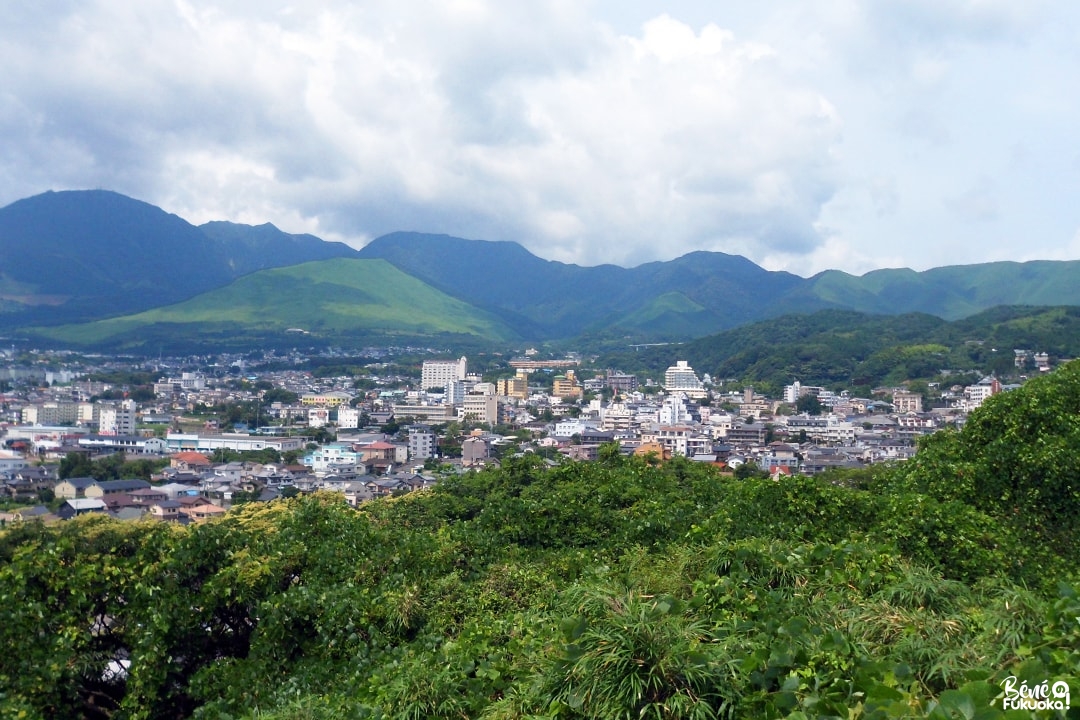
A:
461;393;498;425
600;403;634;432
304;444;360;473
54;477;96;499
337;406;360;429
462;436;490;466
308;407;330;428
99;399;137;436
85;479;152;498
552;370;583;399
421;357;468;393
893;390;923;414
783;381;802;404
300;391;353;407
58;498;107;520
658;395;691;425
496;371;529;400
663;361;706;399
21;401;81;426
606;370;639;394
964;376;1001;410
408;425;435;460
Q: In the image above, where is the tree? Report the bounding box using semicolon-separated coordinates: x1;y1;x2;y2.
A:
59;452;95;480
734;461;769;480
796;394;824;415
261;388;299;405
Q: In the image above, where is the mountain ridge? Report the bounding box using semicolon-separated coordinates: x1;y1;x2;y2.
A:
5;189;1080;346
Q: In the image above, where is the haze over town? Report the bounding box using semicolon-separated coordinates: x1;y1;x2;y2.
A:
2;1;1079;275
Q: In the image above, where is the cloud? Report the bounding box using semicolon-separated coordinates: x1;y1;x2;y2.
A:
3;0;1077;275
0;1;842;268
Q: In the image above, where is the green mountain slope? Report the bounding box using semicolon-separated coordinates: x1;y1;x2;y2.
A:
0;190;234;325
788;260;1080;319
32;258;519;349
358;232;803;338
5;190;1080;343
0;191;359;329
599;291;722;337
199;220;357;275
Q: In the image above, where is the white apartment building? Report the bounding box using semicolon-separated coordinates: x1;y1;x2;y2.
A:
707;413;735;438
783;381;802;404
99;399;137;436
642;426;699;457
421;357;468;393
337;406;360;429
658;395;691;425
303;443;360;473
663;361;707;399
600;403;634;431
963;376;1001;410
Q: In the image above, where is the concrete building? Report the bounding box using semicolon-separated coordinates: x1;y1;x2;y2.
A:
99;399;137;436
964;376;1001;410
496;371;529;400
165;433;304;454
461;393;498;425
893;390;923;414
606;370;639;394
552;370;583;399
462;436;490;466
663;361;706;399
421;357;468;393
408;425;436;460
337;406;360;429
300;391;353;407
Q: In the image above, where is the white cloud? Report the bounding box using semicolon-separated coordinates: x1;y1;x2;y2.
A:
0;1;841;269
0;0;1077;275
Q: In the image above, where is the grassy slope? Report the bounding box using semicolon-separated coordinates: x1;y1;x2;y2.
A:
33;258;519;345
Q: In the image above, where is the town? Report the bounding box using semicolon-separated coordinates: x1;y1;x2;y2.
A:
0;345;1055;524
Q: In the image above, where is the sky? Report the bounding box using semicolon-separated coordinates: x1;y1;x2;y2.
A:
2;1;1079;276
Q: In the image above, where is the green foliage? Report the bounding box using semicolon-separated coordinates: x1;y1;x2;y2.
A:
795;394;824;415
886;359;1080;566
34;258;520;349
58;451;170;481
603;306;1080;393
261;388;300;405
210;447;282;464
3;365;1080;720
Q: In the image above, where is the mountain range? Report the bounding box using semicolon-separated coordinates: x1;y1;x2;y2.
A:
2;189;1080;349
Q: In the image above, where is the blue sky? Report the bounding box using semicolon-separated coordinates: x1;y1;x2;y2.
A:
2;1;1078;275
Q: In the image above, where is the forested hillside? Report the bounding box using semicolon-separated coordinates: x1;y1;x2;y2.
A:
3;363;1079;718
600;305;1080;395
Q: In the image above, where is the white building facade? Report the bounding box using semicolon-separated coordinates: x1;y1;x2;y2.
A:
663;361;707;399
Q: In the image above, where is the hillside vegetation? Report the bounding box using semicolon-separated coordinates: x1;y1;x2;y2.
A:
0;191;356;329
30;258;520;350
3;361;1079;718
6;191;1080;343
601;306;1080;394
